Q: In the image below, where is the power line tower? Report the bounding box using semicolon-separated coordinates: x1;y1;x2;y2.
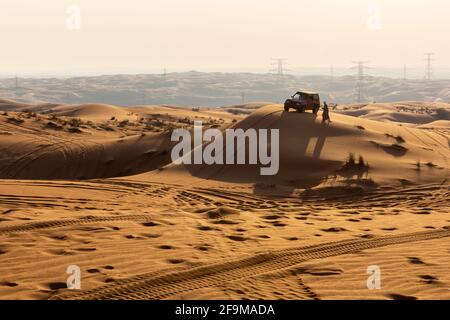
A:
351;61;371;103
15;75;19;99
424;53;434;81
270;58;289;76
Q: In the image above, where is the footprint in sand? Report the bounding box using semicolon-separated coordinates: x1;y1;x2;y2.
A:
197;225;214;231
271;221;287;227
206;207;239;219
46;234;69;241
227;235;247;242
321;227;347;233
142;233;161;238
262;214;283;220
419;275;439;284
142;221;159;227
0;281;18;287
158;245;174;250
413;210;431;215
75;247;97;252
167;259;185;264
47;282;67;290
381;227;397;231
213;219;239;225
386;293;417;300
44;248;75;256
195;244;211;251
125;234;143;239
407;257;426;265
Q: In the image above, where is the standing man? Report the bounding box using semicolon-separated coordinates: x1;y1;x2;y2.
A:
322;101;331;124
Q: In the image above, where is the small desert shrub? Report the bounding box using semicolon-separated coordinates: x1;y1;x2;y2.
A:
346;153;356;167
356;125;365;131
24;110;37;118
46;121;63;130
118;120;129;127
339;153;369;172
358;155;367;168
7;117;24;124
68;118;82;127
425;161;436;168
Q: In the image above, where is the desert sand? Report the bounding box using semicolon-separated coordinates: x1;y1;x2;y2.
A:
0;100;448;300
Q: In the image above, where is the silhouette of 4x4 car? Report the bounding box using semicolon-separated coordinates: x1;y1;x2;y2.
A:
284;91;320;115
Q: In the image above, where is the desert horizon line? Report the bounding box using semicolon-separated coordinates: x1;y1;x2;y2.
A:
3;68;450;80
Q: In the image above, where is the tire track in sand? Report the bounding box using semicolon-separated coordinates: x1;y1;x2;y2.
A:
0;214;153;234
51;228;450;300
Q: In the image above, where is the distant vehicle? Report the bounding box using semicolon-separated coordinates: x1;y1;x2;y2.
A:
284;91;321;114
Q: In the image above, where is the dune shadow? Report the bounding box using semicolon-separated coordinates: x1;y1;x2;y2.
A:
183;111;347;193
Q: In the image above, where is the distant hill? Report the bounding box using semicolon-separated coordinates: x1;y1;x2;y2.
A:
1;72;450;107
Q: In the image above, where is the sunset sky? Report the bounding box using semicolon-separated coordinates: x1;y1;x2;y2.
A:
0;0;449;75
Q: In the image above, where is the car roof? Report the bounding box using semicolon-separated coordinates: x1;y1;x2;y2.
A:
294;91;318;95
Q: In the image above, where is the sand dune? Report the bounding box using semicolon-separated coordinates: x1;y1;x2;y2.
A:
336;101;450;125
147;104;449;190
47;103;134;121
0;99;449;300
0;111;174;179
417;120;450;130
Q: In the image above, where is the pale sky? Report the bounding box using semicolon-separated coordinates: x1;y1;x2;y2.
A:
0;0;449;75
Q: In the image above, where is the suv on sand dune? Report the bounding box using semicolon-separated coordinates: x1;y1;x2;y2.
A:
284;91;321;115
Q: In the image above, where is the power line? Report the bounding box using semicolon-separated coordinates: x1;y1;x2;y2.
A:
270;58;289;76
424;53;434;81
15;74;19;99
351;61;371;103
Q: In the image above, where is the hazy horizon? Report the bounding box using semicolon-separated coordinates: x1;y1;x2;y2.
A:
3;66;450;80
1;0;449;76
